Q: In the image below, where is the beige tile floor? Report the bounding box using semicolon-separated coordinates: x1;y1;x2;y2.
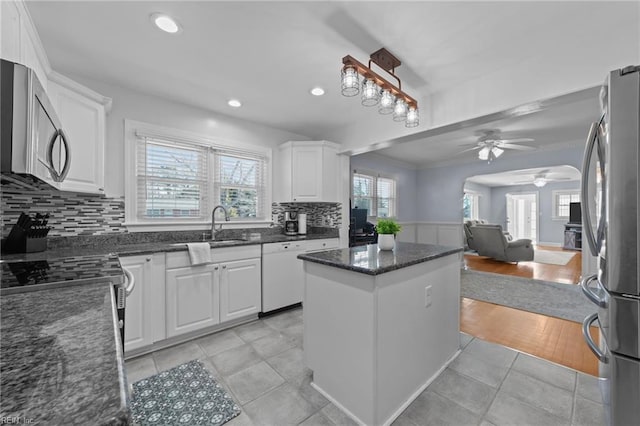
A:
125;307;605;426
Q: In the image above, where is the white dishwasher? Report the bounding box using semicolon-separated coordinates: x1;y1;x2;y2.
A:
262;238;339;313
262;241;306;312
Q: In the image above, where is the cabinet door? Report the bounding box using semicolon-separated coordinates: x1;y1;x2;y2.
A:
120;255;155;352
48;81;106;194
291;145;323;202
220;258;261;323
166;264;219;337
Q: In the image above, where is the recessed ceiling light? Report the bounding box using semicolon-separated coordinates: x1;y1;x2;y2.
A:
227;99;242;108
310;87;325;96
151;13;181;34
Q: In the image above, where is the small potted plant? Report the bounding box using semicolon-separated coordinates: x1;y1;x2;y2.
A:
376;218;402;250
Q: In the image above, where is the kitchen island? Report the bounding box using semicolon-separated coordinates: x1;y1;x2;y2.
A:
298;242;462;426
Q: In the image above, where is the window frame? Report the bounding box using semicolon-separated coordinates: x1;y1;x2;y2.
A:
552;189;580;221
463;191;480;221
124;120;272;232
351;169;397;218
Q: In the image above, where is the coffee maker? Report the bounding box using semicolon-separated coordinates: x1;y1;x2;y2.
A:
284;211;298;235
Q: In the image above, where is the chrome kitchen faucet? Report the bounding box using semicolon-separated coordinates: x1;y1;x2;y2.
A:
211;205;230;240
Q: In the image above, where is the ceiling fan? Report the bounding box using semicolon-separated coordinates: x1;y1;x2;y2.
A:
460;129;536;162
510;168;574;187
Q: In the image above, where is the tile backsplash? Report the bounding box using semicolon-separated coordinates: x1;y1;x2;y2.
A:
1;182;125;238
271;202;341;228
1;181;341;239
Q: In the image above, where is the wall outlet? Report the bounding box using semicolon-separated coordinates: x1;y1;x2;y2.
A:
425;285;432;308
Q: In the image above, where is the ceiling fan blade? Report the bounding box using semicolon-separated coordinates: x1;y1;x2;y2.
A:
499;138;535;144
500;143;536;151
459;146;482;154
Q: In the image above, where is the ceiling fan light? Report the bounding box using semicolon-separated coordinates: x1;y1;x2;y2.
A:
392;99;408;122
378;90;395;114
492;147;504;158
405;107;419;128
341;65;360;97
533;177;547;187
478;146;490;161
361;79;381;107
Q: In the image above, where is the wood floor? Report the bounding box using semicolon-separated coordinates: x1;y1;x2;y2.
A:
460;246;599;376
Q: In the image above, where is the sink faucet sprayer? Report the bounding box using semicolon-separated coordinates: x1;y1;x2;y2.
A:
211;205;230;240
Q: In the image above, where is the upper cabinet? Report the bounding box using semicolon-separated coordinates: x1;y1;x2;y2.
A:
275;141;340;203
1;1;49;91
48;73;111;194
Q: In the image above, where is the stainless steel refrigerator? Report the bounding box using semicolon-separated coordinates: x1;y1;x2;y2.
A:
580;65;640;426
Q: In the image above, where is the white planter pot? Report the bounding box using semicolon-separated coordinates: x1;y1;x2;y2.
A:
378;234;395;250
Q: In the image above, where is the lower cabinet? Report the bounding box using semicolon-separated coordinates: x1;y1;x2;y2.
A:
120;253;165;353
166;263;219;338
220;258;261;323
164;245;262;340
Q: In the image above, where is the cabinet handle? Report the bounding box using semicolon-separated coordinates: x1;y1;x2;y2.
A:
118;320;123;329
222;265;227;269
215;266;219;270
146;257;151;262
98;188;104;192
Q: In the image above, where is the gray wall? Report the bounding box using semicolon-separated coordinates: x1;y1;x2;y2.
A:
488;180;580;245
350;152;418;222
416;145;584;223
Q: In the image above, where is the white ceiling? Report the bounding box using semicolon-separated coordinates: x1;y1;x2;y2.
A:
26;1;639;160
466;165;581;187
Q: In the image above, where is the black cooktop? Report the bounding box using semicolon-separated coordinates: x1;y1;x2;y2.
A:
1;254;124;294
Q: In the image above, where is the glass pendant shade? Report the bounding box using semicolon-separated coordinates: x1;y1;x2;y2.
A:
361;79;381;106
378;90;395;114
405;107;419;128
392;99;408;122
478;146;490;161
341;65;360;97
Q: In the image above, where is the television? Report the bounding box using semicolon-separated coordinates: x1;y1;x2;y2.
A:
351;208;368;232
569;202;582;224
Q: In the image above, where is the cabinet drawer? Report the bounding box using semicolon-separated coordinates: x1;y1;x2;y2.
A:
166;245;261;269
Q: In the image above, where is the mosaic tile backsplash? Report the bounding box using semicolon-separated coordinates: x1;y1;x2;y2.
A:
1;180;341;239
272;202;342;228
1;183;125;238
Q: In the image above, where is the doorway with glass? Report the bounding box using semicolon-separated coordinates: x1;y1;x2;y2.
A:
506;192;538;244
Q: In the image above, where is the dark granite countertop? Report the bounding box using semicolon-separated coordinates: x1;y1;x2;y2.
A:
1;231;339;262
297;242;462;276
0;282;129;425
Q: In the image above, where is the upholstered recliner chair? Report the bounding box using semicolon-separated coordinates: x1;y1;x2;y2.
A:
463;219;487;250
470;224;534;263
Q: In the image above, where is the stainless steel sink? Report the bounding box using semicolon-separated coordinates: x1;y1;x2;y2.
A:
169;239;247;247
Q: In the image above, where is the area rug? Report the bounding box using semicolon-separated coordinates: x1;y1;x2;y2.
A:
461;270;593;323
130;359;240;425
533;249;576;266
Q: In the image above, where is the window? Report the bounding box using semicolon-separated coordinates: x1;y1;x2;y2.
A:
352;171;396;218
463;192;479;220
126;121;269;228
553;190;580;219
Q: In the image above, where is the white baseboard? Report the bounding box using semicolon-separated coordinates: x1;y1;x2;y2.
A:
537;242;562;248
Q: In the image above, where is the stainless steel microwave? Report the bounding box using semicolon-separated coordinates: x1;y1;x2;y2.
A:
1;59;71;189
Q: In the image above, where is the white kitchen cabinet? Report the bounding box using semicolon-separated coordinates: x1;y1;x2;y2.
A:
165;245;261;338
47;73;111;194
219;258;261;323
165;263;219;338
120;253;165;353
276;141;340;202
1;0;50;91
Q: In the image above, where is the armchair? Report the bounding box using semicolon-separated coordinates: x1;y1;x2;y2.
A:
470;224;534;263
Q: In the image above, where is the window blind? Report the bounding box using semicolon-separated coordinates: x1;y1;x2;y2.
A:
213;151;267;219
136;137;209;219
352;171;396;217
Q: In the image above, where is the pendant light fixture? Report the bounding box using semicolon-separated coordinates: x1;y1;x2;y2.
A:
341;48;419;128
